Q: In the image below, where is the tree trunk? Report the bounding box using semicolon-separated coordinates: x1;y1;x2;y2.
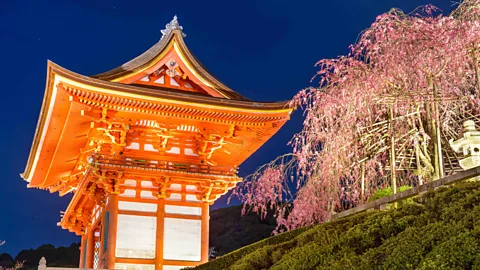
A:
361;163;365;203
389;105;397;196
433;82;444;179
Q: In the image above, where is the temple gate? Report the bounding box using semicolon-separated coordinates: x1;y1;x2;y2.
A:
21;17;291;270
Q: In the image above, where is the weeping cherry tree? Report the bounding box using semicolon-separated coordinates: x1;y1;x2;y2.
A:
232;0;480;233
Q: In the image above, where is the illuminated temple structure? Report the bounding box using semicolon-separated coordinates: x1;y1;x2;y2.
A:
21;17;292;270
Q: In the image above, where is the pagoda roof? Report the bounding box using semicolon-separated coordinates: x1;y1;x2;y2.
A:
20;17;293;193
91;16;248;101
49;61;289;110
21;60;291;186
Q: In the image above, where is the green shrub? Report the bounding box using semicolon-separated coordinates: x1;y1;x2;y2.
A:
188;182;480;270
368;185;413;202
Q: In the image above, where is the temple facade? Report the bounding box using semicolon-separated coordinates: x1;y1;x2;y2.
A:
21;17;292;270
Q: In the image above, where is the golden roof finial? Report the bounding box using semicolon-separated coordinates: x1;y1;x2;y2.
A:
161;15;186;40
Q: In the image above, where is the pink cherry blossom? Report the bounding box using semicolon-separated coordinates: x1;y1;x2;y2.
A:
232;1;480;232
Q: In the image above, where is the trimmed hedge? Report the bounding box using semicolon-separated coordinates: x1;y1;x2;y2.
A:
189;182;480;269
368;185;412;202
189;224;311;270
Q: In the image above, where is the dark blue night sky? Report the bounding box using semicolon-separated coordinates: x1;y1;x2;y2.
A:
0;0;453;257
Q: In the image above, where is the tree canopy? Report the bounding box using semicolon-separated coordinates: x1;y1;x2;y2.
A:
233;0;480;232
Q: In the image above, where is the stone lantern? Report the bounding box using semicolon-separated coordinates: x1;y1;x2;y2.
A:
449;120;480;180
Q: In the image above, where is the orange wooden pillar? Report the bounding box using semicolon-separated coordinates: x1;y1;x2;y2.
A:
155;199;165;270
99;209;106;269
200;202;210;263
79;234;86;268
86;228;95;268
106;195;119;269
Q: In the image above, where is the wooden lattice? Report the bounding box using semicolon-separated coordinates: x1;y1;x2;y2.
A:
357;95;477;193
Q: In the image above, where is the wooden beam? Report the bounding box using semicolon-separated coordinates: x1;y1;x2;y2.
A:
163;260;200;266
118;196;158;204
164;200;202;207
164;213;201;220
118;210;156;217
115;258;155;264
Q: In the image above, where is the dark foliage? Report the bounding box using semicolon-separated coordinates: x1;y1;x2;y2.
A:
209;205;277;256
14;243;80;269
0;253;14;268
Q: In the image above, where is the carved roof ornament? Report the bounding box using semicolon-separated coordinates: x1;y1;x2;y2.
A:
161;15;186;40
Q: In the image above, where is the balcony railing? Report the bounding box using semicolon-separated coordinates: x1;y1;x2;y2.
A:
91;154;238;176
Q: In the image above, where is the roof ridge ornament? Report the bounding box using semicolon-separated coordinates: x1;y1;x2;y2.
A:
161;15;186;40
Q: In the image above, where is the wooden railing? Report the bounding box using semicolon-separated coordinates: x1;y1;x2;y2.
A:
333;166;480;220
91;154;238;176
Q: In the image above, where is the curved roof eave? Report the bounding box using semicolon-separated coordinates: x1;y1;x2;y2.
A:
21;60;292;185
51;61;292;111
21;62;58;183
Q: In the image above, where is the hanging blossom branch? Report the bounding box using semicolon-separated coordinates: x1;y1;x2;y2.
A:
232;0;480;233
452;0;480;21
230;154;298;219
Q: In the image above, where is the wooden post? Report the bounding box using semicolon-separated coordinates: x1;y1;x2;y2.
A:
155;199;165;270
428;78;444;180
99;207;106;269
389;105;398;209
86;228;95;268
79;234;86;268
200;202;210;263
106;195;118;270
415;141;423;185
433;86;444;179
389;106;397;196
361;163;365;204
